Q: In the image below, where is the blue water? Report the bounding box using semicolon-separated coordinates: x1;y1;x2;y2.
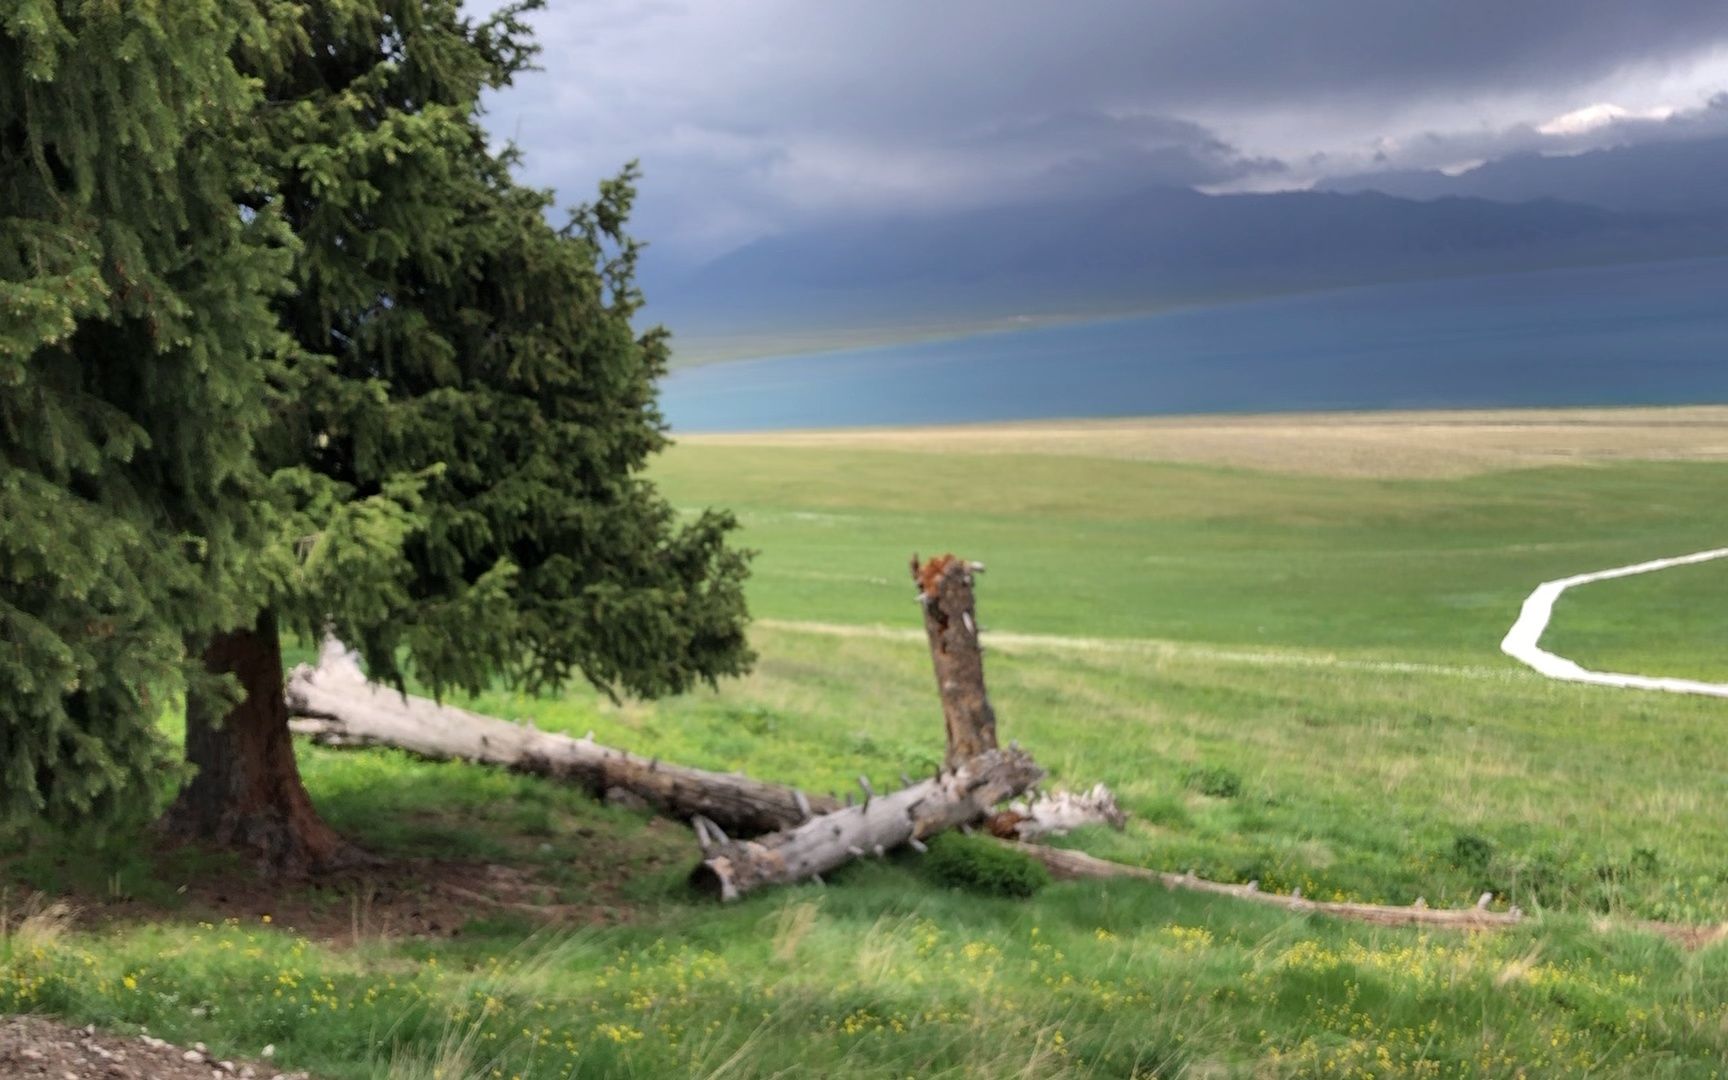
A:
659;258;1728;432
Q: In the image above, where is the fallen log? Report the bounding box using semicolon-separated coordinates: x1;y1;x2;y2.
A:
1009;840;1728;947
689;556;1041;902
912;554;998;767
1010;841;1526;929
987;784;1127;840
285;640;839;835
692;747;1044;901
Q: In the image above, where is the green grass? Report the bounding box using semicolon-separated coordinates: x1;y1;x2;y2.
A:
1543;556;1728;682
650;447;1728;660
8;432;1728;1077
8;877;1728;1078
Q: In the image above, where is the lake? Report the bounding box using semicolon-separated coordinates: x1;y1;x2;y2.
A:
658;257;1728;432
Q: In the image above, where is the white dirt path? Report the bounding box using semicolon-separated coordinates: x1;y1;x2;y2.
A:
758;619;1510;680
1500;547;1728;696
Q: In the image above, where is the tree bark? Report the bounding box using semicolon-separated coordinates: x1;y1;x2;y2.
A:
285;640;840;835
912;553;998;767
161;612;361;875
690;747;1043;901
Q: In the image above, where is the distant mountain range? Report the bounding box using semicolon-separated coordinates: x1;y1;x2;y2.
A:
1318;134;1728;215
650;138;1728;363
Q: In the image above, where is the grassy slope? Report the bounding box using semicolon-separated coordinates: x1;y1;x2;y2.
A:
1543;556;1728;682
9;423;1728;1077
653;446;1728;657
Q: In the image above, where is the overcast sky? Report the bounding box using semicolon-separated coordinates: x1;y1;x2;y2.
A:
472;1;1728;267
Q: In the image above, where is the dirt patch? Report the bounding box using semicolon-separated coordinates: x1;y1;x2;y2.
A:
0;1015;307;1080
7;852;649;948
159;857;640;943
4;767;705;946
682;405;1728;478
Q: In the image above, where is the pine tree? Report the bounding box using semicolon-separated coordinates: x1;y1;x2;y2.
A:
161;0;754;871
1;3;290;826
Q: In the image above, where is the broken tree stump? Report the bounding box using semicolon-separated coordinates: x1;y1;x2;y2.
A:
285;640;839;835
912;553;998;767
690;747;1044;901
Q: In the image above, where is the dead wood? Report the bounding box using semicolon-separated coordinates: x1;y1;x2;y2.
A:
912;553;998;767
285;640;838;835
692;748;1044;901
1010;840;1523;928
986;784;1127;840
1007;839;1728;946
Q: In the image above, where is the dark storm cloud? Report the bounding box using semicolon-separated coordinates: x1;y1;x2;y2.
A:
955;111;1286;194
471;0;1728;263
686;1;1728;121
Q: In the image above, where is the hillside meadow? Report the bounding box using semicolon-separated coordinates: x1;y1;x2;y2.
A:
7;407;1728;1077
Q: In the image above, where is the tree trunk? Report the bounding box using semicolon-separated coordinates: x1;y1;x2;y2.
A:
161;612;360;875
691;747;1043;901
286;640;840;835
912;554;998;767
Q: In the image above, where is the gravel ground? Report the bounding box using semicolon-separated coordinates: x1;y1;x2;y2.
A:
0;1016;311;1080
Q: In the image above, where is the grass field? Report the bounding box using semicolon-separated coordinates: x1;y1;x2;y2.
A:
1543;555;1728;683
7;407;1728;1077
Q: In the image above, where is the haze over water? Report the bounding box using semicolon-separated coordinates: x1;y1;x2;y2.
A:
660;258;1728;432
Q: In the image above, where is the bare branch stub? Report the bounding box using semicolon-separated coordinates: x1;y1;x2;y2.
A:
912;553;999;768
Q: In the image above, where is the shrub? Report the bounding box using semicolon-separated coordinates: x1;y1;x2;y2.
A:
1450;832;1495;872
1182;766;1242;799
728;706;779;737
1138;794;1194;829
920;833;1051;898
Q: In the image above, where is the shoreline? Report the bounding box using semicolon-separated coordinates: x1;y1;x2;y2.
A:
671;403;1728;479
